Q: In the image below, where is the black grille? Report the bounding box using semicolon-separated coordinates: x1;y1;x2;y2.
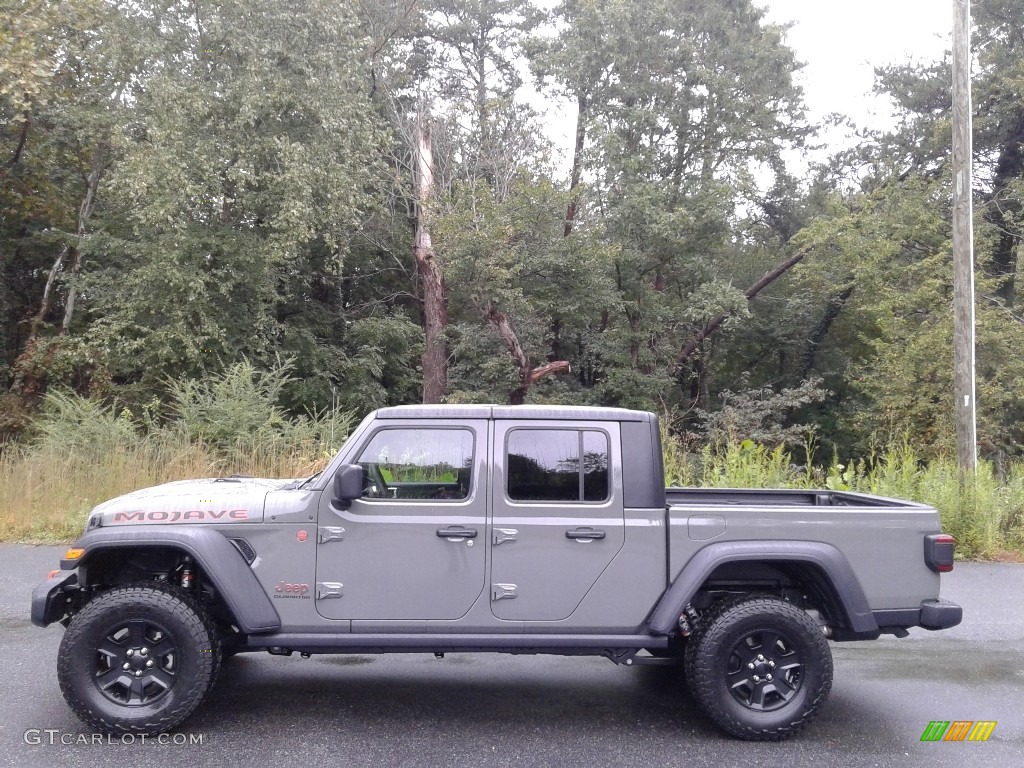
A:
229;538;257;565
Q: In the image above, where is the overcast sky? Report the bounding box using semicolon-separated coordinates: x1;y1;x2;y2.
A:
533;1;955;174
760;0;952;131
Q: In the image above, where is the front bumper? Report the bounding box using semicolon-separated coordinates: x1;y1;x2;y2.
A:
30;570;78;627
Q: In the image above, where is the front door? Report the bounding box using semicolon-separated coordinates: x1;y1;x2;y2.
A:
315;420;487;621
489;421;625;622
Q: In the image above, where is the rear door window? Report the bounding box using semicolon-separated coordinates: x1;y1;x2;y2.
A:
506;429;609;502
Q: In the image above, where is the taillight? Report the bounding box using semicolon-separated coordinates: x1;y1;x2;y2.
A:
925;533;956;572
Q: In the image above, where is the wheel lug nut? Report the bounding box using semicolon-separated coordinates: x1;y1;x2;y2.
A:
122;663;130;670
768;660;776;668
753;675;760;683
146;660;154;668
766;674;773;681
134;670;142;677
757;654;764;661
747;662;755;670
126;649;134;657
140;647;148;656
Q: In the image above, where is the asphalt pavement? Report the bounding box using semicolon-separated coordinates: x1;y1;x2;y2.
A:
1;544;1021;768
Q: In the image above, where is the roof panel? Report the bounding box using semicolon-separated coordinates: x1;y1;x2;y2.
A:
372;404;651;422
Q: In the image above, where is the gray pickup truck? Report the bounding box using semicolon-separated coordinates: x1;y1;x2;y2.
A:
32;404;961;740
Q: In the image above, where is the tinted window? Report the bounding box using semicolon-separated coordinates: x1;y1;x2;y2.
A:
356;429;473;501
507;429;609;502
582;430;610;501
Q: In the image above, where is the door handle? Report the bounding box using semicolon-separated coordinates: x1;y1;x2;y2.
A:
566;528;606;541
436;526;478;539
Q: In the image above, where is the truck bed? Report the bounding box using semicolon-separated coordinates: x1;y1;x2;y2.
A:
664;486;942;611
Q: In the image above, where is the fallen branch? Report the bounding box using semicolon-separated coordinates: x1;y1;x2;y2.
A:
487;305;571;404
675;246;810;368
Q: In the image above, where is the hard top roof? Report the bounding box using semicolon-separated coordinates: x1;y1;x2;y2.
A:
373;404;654;422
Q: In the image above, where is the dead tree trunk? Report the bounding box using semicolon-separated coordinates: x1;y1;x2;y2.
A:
28;151;105;341
28;244;69;342
563;95;588;237
798;284;854;379
413;113;448;404
61;157;104;334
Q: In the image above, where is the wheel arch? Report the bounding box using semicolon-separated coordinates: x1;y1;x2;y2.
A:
646;541;878;640
65;527;280;634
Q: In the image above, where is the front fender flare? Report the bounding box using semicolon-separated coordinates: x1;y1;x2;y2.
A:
63;526;281;634
646;540;877;638
31;570;78;627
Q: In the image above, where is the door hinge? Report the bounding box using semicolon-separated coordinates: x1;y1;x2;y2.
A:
316;581;344;599
493;528;518;545
319;526;346;544
491;583;518;601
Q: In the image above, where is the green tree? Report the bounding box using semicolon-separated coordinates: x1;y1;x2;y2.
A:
82;0;387;403
535;0;811;413
765;0;1024;461
374;0;566;403
2;0;146;409
436;174;617;403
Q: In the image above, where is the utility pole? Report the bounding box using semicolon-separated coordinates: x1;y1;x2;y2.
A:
952;0;977;471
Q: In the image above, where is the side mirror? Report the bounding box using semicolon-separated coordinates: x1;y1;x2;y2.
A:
333;464;365;505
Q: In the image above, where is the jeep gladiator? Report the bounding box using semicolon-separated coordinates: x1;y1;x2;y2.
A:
31;404;961;740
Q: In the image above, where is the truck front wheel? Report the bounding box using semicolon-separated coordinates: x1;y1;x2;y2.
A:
57;583;219;735
684;596;833;740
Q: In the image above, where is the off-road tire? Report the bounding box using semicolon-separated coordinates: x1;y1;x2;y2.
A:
684;596;833;740
57;582;220;735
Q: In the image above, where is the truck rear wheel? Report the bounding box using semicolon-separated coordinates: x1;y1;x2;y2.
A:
684;596;833;740
57;583;219;735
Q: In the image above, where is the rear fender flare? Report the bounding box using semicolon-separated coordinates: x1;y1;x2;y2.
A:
646;540;877;637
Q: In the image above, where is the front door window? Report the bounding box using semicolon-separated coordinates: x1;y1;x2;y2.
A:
356;428;474;501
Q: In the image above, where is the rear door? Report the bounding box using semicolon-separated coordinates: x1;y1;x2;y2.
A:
315;420;487;621
489;420;625;621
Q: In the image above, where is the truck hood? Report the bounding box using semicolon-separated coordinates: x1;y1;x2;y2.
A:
87;477;293;527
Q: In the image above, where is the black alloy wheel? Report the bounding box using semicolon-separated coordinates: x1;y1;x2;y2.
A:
685;596;833;740
93;616;180;706
58;582;219;735
723;626;804;711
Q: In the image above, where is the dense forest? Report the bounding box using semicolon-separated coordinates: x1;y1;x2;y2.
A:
3;0;1024;468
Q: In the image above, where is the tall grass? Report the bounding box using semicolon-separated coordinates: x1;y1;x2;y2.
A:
665;433;1024;560
0;368;353;543
3;388;1022;558
0;431;348;543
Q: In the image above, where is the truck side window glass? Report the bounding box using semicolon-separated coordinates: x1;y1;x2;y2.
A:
582;430;609;501
356;429;474;501
507;429;609;502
